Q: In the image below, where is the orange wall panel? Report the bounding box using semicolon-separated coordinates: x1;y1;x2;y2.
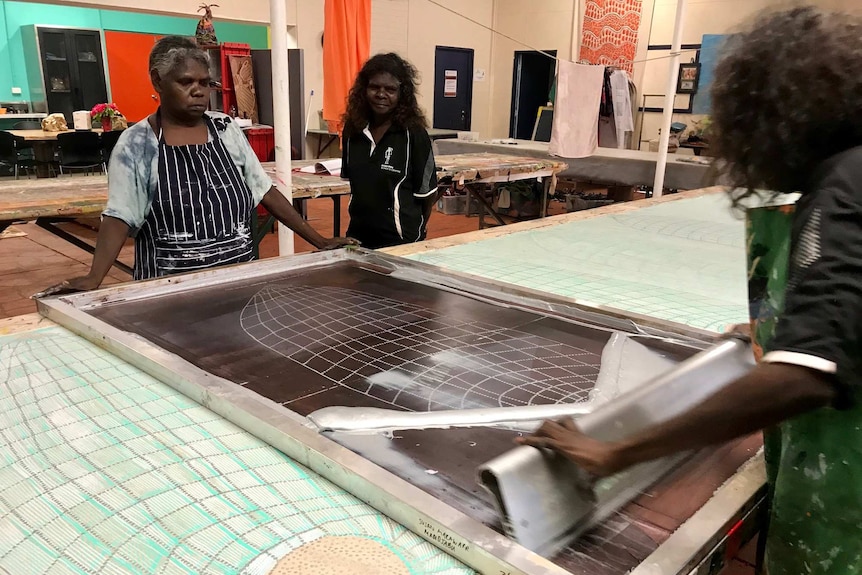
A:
105;31;161;123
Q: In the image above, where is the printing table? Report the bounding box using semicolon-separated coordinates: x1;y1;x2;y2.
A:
435;138;722;191
0;187;765;575
306;127;459;158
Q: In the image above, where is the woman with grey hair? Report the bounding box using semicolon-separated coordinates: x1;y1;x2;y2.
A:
42;36;354;293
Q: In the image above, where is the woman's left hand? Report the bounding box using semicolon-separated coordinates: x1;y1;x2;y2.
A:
319;237;360;251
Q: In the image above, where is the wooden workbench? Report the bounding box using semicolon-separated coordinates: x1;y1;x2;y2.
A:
7;128;104;141
435;138;719;191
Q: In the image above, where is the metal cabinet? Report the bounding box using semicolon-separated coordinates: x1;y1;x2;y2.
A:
25;27;109;122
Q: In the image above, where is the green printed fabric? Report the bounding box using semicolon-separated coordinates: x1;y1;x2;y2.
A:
747;204;862;575
412;194;750;332
0;328;473;575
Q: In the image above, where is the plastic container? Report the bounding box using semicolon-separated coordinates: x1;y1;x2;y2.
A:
244;127;275;163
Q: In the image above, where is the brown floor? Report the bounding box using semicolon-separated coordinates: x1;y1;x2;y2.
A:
0;195;563;319
0;192;757;575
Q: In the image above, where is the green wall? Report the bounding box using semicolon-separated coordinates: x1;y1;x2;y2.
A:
0;0;268;103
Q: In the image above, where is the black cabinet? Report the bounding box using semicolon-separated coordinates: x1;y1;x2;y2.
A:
37;28;108;122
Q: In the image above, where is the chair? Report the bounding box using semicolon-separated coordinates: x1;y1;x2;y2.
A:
12;121;41;158
56;131;105;175
0;131;37;179
100;129;124;168
13;120;43;130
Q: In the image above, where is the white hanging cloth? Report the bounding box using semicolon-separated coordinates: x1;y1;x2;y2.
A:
610;69;634;149
549;60;605;158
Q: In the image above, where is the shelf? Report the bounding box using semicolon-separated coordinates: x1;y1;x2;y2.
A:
50;90;71;93
78;59;98;63
46;57;67;62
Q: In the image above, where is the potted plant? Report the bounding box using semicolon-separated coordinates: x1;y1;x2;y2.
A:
91;103;121;132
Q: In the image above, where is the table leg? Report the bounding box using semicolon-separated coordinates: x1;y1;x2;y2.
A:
296;198;307;220
252;210;276;258
464;185;506;229
316;135;338;158
32;142;56;178
35;218;132;275
332;196;342;236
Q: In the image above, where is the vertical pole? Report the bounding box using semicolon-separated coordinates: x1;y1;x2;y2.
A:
271;0;295;255
652;0;687;198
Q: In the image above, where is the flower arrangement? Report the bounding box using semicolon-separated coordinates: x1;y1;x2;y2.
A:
91;103;121;131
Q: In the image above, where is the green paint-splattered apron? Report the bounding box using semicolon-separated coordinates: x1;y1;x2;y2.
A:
747;202;862;575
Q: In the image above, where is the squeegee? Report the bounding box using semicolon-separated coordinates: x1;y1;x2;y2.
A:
477;336;755;557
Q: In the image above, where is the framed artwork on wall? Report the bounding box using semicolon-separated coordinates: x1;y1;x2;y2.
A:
677;62;701;94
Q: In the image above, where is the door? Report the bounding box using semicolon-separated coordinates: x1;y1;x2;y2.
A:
433;46;473;131
69;31;108;114
509;50;556;140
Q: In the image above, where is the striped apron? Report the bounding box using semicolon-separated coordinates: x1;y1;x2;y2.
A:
134;113;255;280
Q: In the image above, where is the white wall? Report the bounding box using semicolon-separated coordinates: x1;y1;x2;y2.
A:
405;0;494;137
15;0;293;23
295;0;324;142
636;0;862;149
488;0;577;138
370;0;408;56
371;0;497;137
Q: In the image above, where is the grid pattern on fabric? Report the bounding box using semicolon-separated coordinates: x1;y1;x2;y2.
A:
0;328;473;575
410;194;749;332
240;286;601;411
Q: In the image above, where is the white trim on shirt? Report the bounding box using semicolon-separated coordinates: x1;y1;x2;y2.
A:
762;351;838;374
391;129;409;239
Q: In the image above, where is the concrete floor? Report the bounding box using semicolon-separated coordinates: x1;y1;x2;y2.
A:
0;189;758;575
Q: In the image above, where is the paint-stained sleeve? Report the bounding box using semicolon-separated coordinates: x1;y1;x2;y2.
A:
411;128;438;198
222;116;273;206
102;126;152;233
764;182;862;404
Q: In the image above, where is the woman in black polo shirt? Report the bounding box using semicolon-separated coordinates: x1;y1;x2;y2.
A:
341;53;439;249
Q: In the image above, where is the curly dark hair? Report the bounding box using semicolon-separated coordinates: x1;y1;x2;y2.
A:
711;6;862;203
342;53;428;134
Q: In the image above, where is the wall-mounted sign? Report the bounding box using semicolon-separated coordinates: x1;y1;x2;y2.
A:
444;70;457;97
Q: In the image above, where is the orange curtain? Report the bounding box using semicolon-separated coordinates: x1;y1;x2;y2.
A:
323;0;371;136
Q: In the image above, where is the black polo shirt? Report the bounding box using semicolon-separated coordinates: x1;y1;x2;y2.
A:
763;146;862;405
342;124;438;249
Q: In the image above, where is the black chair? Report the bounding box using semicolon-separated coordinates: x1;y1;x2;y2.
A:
100;129;124;168
0;131;36;179
11;121;41;158
56;131;105;175
13;120;43;130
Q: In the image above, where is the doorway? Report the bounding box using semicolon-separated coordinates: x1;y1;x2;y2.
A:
433;46;474;131
510;50;556;140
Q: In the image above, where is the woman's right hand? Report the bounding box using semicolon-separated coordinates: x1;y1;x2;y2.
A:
319;237;360;251
33;276;102;299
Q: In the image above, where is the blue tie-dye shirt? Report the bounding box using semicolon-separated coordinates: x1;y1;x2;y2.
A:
102;112;273;234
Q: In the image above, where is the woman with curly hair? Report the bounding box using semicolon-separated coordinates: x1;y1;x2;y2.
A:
341;53;439;249
519;7;862;574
